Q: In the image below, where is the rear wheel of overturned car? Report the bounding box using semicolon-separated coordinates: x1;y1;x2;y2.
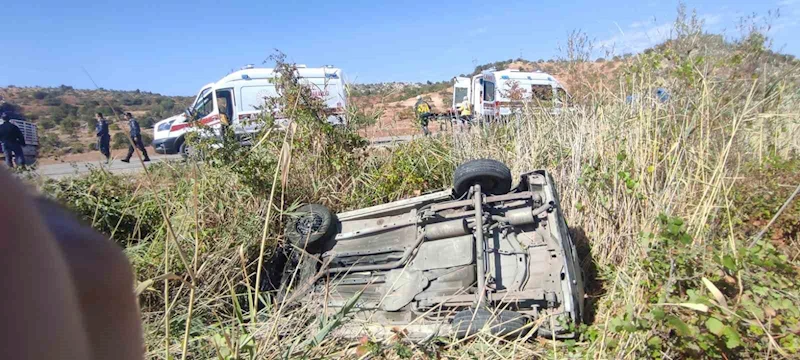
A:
452;307;527;338
285;204;334;249
453;159;513;197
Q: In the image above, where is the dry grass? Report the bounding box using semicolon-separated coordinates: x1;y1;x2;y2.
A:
38;18;800;359
128;81;798;359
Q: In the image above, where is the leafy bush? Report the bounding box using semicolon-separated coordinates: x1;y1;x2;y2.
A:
60;118;79;134
141;132;153;146
44;96;62;106
112;132;129;149
39;118;56;129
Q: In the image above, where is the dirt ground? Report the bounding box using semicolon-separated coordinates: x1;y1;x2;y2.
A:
357;89;451;138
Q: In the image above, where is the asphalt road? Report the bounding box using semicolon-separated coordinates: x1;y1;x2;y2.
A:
36;154;183;179
35;135;415;179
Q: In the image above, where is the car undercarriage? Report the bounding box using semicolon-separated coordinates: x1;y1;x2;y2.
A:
279;159;585;340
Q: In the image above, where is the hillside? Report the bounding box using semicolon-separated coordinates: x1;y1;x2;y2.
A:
0;85;192;158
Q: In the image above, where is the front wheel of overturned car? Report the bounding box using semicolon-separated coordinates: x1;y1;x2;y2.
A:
452;307;527;338
285;204;335;249
453;159;513;197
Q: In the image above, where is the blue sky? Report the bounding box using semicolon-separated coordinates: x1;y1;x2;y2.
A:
1;0;797;96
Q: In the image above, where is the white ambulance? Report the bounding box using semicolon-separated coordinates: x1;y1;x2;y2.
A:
153;65;346;155
453;69;568;120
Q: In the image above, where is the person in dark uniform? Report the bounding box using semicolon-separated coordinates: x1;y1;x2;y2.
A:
121;113;150;163
95;113;111;162
0;113;26;168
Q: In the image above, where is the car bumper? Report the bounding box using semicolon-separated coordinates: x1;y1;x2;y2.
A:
152;137;179;154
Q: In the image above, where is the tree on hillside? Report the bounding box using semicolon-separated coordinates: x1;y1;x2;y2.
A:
87;117;98;133
61;117;79;136
44;95;62;106
0;102;25;119
40;119;56;129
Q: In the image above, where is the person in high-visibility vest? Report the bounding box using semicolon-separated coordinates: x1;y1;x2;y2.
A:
413;95;432;136
457;96;472;132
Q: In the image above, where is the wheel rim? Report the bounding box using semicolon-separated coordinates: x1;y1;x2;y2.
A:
295;213;323;235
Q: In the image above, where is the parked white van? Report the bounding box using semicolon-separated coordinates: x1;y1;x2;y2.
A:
453;69;568;120
153;65;346;155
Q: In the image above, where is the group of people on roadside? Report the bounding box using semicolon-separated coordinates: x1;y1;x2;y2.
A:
94;112;150;164
413;95;473;136
1;111;152;168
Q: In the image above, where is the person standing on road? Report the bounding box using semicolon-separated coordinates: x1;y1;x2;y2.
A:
413;95;432;136
95;113;111;163
0;113;26;168
457;96;472;132
121;113;150;163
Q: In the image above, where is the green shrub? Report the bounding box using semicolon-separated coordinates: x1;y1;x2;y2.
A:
39;118;56;129
112;132;129;149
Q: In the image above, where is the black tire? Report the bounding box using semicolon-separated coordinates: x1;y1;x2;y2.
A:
285;204;334;249
452;307;527;338
178;140;189;159
453;159;512;197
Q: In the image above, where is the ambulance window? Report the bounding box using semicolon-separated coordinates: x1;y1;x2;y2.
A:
196;87;211;103
531;85;554;101
215;89;233;119
483;81;495;102
454;87;468;104
194;93;214;118
240;85;277;111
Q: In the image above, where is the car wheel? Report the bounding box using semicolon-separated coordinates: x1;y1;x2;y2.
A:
453;159;512;197
178;140;189;159
285;204;335;249
452;307;527;338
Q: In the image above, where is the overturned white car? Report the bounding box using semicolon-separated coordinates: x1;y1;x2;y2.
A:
280;159;585;339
